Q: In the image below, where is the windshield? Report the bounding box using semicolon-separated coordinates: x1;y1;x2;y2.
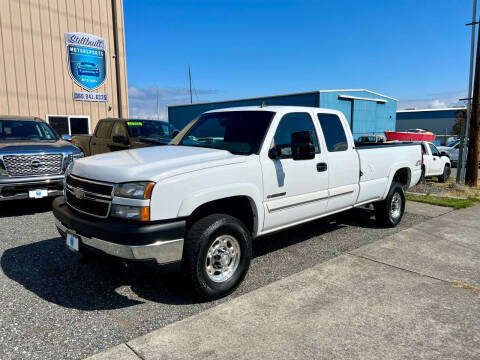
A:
126;120;176;138
0;120;58;141
446;139;460;147
177;111;274;155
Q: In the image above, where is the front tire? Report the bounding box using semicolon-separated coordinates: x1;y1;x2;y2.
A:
374;182;405;227
438;164;451;183
183;214;252;300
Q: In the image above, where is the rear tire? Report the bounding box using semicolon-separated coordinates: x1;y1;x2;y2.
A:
183;214;252;300
374;182;405;228
438;164;451;183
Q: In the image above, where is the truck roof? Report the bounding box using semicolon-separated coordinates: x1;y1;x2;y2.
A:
0;115;45;122
205;105;342;114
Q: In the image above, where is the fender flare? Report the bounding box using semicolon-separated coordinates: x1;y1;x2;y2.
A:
381;162;412;199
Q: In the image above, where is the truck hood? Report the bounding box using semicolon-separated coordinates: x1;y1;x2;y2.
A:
0;140;77;154
70;145;248;183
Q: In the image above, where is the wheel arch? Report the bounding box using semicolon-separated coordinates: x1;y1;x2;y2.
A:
178;184;263;237
382;164;412;198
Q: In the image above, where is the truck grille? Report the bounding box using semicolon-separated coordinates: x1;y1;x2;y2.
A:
65;174;114;218
3;154;63;177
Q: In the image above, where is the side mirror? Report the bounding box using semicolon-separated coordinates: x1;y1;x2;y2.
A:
291;131;315;160
268;147;280;159
61;134;72;142
172;130;180;138
112;135;129;144
440;151;450;158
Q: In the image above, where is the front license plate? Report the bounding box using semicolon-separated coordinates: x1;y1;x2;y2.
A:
29;189;48;199
66;233;79;252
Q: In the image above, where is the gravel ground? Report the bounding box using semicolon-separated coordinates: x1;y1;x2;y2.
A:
0;199;430;360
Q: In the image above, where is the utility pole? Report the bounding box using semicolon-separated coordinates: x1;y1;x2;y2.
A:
188;64;193;104
465;21;480;186
458;0;477;183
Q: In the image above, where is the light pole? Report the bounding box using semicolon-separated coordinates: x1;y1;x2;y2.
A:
458;0;478;183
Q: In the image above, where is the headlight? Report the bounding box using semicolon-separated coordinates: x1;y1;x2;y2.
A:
73;150;84;159
111;204;150;221
114;182;154;199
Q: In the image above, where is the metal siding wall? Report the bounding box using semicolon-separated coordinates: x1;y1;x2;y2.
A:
168;92;318;130
396;110;458;134
319;90;396;138
0;0;128;132
319;92;352;126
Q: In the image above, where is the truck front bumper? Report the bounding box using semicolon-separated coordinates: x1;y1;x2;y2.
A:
52;197;185;268
0;175;64;201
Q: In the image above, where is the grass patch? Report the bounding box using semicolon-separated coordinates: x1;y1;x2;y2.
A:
406;193;480;210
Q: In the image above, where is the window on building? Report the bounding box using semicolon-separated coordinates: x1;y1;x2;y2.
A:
46;115;90;135
272;112;320;158
48;116;69;136
317;113;348;152
70;117;89;134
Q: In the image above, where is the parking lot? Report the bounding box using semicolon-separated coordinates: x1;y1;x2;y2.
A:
0;198;430;360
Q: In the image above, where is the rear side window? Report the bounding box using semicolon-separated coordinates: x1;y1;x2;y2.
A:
111;122;128;138
95;121;112;138
317;114;348;152
273;112;319;157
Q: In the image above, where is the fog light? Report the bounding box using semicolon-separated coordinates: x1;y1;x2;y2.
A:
111;204;150;221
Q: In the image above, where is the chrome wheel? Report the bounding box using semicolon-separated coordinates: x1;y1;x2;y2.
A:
390;192;402;220
205;235;241;283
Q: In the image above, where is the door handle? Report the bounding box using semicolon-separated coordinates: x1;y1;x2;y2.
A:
317;162;328;172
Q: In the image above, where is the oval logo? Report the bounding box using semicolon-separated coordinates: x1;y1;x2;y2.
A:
30;160;43;168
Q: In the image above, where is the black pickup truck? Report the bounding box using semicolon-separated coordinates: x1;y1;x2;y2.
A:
72;118;179;156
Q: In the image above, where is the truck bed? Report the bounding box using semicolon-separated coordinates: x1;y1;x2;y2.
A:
355;142;422;205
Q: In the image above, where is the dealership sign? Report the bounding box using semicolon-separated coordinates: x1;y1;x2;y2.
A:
66;32;107;91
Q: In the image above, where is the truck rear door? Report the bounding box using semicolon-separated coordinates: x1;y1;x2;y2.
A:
315;112;359;213
261;111;329;231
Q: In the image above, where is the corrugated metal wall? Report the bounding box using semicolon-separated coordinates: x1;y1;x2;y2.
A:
168;90;397;138
0;0;128;130
168;92;319;130
396;109;463;134
319;90;396;138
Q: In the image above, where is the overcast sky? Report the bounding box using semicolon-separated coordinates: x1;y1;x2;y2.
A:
124;0;472;120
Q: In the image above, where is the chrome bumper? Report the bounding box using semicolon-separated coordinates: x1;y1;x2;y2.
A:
55;219;184;265
0;176;64;201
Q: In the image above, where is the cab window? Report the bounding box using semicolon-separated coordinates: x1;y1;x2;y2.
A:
95;120;112;138
272;112;319;158
112;122;128;138
429;143;440;157
317;113;348;152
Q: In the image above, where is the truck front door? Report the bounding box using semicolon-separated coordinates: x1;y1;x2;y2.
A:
261;111;329;231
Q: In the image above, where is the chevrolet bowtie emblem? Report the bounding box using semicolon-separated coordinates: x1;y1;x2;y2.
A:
73;187;85;200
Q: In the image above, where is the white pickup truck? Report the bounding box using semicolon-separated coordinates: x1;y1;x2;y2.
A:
419;141;451;183
53;106;422;299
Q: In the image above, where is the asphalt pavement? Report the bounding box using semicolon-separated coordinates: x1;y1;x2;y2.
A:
99;204;479;360
0;199;433;359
